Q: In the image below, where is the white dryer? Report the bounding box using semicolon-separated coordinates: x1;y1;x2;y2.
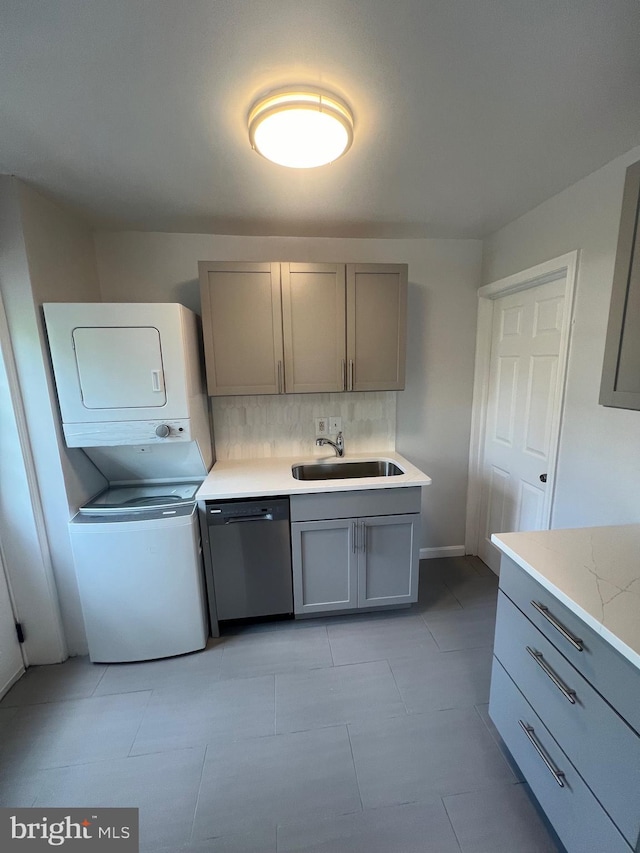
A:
70;482;208;663
43;302;212;470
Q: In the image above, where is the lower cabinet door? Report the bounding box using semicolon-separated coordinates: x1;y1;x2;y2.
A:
489;657;631;853
291;519;357;614
357;513;419;608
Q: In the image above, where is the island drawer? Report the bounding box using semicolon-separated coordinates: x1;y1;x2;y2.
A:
499;554;640;735
290;487;421;522
489;657;632;853
494;590;640;849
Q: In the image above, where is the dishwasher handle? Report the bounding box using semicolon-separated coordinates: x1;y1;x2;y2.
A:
225;513;274;524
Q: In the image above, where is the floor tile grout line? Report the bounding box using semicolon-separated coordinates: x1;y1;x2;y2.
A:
386;657;410;716
324;623;336;668
440;794;465;852
188;742;209;847
345;722;365;815
472;702;523;783
90;663;109;696
126;689;154;758
418;612;443;650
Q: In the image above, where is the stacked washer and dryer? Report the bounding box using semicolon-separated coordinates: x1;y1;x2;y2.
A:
44;303;213;664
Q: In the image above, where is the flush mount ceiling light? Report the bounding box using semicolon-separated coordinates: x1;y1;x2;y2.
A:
248;87;354;168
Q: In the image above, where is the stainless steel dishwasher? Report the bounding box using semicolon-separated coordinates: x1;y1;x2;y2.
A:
204;497;293;622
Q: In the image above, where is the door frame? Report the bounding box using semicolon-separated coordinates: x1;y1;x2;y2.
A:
0;543;26;697
465;251;579;557
0;291;67;664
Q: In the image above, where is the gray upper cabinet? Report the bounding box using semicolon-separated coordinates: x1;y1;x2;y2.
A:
347;264;407;392
281;263;346;393
199;261;283;395
199;260;408;396
600;159;640;410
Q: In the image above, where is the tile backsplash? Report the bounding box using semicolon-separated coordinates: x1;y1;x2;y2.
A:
211;392;396;460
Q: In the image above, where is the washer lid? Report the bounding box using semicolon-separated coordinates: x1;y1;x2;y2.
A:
79;481;201;514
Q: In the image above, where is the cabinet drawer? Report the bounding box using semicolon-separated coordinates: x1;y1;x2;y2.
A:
290;487;421;522
494;591;640;849
489;658;631;853
499;554;640;735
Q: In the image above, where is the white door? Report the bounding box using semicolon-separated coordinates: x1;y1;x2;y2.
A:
478;277;567;572
0;544;25;698
73;326;167;409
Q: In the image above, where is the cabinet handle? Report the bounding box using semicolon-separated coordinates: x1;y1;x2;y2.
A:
277;360;283;394
518;720;566;787
526;646;577;704
151;369;164;392
342;359;347;391
359;521;366;553
530;601;584;651
351;521;356;553
348;359;354;391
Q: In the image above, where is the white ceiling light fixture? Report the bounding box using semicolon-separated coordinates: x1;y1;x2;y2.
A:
248;87;354;169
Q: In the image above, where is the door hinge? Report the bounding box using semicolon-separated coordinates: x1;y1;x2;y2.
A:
15;622;25;644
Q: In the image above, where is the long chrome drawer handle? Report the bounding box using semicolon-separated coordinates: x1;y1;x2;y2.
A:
526;646;577;704
518;720;566;787
530;600;584;651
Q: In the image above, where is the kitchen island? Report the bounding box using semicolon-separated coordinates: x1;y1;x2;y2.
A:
489;524;640;853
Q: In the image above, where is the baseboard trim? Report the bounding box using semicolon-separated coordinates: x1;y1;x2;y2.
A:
0;665;25;702
420;545;466;560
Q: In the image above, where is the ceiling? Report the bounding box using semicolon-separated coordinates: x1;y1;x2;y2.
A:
2;0;640;239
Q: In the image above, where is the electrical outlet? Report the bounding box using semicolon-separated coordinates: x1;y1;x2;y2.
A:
328;416;342;435
315;417;328;436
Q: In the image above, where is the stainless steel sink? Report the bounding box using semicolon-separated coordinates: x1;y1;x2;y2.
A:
291;460;404;481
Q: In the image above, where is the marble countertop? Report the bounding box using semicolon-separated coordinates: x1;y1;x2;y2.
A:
492;525;640;670
196;450;431;501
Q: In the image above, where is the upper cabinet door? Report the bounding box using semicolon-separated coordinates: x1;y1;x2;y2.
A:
600;159;640;410
281;263;346;393
199;262;284;396
346;264;407;391
73;326;166;409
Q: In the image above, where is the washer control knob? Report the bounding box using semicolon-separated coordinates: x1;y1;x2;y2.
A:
155;424;171;438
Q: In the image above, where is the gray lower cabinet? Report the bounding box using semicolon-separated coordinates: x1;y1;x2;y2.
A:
357;514;419;607
290;487;421;616
490;555;640;853
291;518;357;614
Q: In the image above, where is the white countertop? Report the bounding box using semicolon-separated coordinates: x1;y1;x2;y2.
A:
196;450;431;501
492;525;640;670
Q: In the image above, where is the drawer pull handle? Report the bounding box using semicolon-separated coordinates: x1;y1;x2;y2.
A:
518;720;566;787
530;600;584;651
526;646;577;704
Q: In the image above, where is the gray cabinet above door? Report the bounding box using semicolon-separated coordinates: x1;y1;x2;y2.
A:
600;159;640;410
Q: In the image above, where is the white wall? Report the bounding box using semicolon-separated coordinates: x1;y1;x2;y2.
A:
0;177;67;663
95;233;483;549
483;146;640;529
0;178;105;659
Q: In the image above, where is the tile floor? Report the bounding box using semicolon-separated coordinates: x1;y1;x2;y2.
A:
0;557;563;852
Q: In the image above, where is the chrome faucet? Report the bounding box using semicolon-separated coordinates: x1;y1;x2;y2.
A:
316;431;344;457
